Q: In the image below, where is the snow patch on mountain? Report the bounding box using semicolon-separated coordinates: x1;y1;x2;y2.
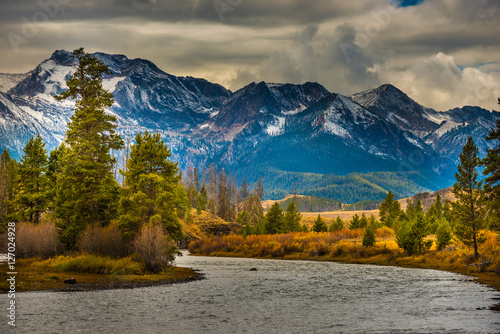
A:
102;76;126;92
324;120;349;138
433;120;462;139
264;116;285;136
0;73;30;92
282;104;307;115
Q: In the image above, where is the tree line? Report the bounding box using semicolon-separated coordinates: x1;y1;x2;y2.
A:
377;106;500;259
0;49;193;263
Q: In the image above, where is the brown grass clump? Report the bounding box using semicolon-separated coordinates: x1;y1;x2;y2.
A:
77;223;128;258
14;221;64;258
132;224;177;273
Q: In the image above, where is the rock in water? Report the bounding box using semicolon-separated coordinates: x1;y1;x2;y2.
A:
64;278;77;284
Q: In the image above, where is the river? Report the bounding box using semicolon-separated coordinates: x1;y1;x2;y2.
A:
2;252;499;333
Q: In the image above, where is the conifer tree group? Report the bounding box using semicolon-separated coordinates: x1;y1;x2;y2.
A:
0;48;498;264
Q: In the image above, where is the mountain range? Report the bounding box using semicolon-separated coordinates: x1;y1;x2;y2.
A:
0;50;498;202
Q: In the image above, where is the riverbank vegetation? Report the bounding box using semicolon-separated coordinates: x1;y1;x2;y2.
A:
0;256;201;292
189;229;500;290
0;49;203;283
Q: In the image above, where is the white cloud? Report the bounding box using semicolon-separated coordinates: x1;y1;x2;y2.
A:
375;52;500;111
0;0;499;111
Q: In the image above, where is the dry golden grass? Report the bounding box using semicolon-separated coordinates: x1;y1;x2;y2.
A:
190;229;500;292
0;255;200;292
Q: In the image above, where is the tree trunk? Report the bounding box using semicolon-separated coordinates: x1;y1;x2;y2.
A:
473;232;479;260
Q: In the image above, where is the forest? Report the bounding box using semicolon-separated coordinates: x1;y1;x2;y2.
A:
0;48;499;285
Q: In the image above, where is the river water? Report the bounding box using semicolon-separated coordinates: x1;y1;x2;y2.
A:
2;252;499;333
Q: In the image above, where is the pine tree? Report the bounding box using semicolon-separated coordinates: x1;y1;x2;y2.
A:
54;48;124;248
217;169;230;221
119;131;182;241
435;218;452;250
425;194;444;233
379;191;402;228
254;177;264;200
265;202;283;234
483;98;500;222
329;216;344;231
312;214;328;232
349;213;360;229
16;134;49;224
46;145;65;211
283;201;301;232
359;213;368;228
362;223;375;247
240;177;249;204
0;149;17;227
395;213;430;255
208;165;217;216
197;184;208;214
452;136;485;260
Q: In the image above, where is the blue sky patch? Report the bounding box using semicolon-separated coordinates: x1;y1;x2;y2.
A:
396;0;425;7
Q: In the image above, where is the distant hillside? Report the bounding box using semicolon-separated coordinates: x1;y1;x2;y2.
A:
397;187;455;211
178;209;238;247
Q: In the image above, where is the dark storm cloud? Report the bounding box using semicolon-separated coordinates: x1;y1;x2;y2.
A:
0;0;380;26
0;0;499;110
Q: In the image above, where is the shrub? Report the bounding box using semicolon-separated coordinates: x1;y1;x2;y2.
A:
15;221;64;258
436;219;452;250
132;224;178;273
362;224;376;247
375;226;395;238
77;223;128;258
329;217;344;231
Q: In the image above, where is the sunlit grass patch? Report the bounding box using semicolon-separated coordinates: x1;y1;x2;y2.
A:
31;254;144;275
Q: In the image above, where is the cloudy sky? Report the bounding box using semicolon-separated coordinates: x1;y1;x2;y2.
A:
1;0;499;111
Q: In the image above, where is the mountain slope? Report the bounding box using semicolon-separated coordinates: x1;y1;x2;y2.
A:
0;50;498;201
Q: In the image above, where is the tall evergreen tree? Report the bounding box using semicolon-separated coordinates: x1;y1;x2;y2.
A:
0;149;17;227
379;191;402;228
16;134;49;224
217;169;230;221
452;136;485;260
54;48;124;248
265;202;283;234
240;177;249;204
119;131;182;241
208;165;217;216
312;214;328;232
349;213;360;229
46;144;65;211
483;98;500;223
254;177;264;200
197;184;208;214
283;201;301;232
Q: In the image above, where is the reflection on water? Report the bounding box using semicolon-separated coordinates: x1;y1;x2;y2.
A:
2;252;499;333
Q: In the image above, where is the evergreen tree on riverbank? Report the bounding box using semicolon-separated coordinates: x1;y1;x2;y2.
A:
0;149;17;227
452;136;485;260
482;98;500;226
119;131;182;241
16;134;49;224
54;48;124;248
